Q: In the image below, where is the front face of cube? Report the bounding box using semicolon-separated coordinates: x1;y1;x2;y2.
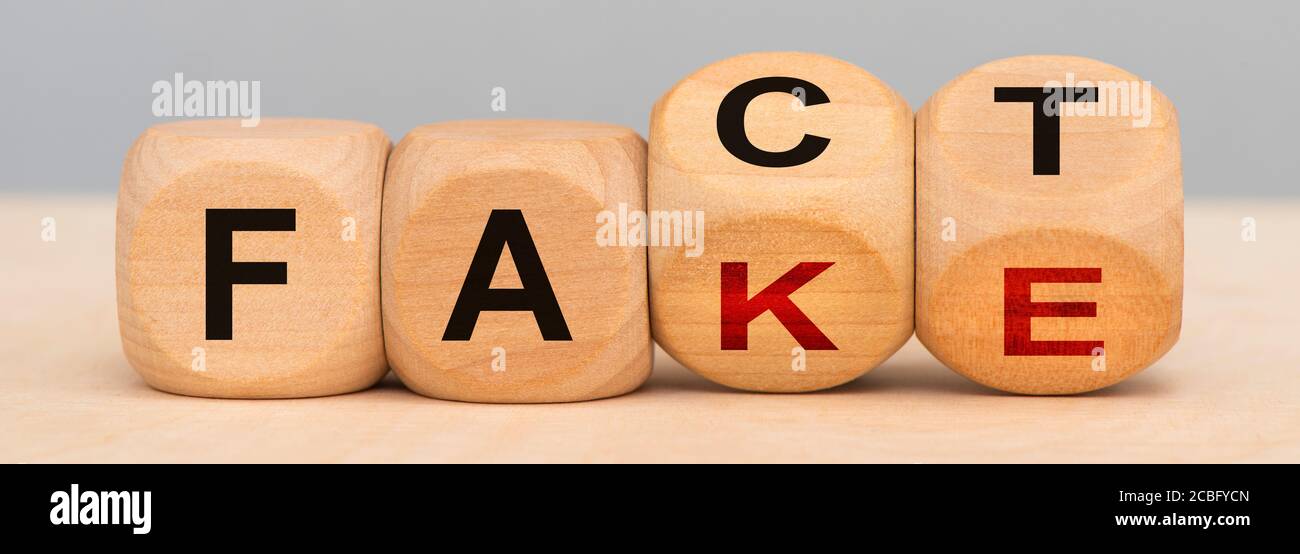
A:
916;56;1183;394
648;52;915;393
116;123;387;398
381;129;651;403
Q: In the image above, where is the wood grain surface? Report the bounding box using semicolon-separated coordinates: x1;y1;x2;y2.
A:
916;56;1182;394
116;119;391;398
649;52;914;393
381;120;651;403
1;195;1296;462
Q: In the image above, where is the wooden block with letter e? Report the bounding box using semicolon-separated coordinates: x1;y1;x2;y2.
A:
648;52;915;392
916;55;1183;394
116;118;390;398
382;120;652;403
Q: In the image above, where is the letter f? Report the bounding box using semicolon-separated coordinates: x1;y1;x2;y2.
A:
205;208;295;340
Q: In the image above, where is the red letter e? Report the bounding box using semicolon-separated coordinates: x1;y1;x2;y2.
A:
1004;267;1104;356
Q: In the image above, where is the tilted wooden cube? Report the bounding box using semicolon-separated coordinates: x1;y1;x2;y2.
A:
117;118;390;398
649;52;915;392
382;120;652;403
916;55;1183;394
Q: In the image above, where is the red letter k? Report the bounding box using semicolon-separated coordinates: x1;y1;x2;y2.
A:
720;262;837;351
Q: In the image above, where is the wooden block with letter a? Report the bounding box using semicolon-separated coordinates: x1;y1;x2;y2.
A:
649;52;915;392
916;55;1183;394
382;120;652;403
116;118;390;398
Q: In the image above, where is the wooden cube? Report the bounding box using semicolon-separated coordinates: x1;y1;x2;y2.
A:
649;52;914;392
116;118;390;398
916;55;1182;394
382;120;651;403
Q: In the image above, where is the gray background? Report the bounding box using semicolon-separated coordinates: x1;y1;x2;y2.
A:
2;0;1294;196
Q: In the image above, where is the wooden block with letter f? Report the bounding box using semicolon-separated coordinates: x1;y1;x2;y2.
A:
916;55;1183;394
382;120;652;403
116;118;390;398
649;52;915;392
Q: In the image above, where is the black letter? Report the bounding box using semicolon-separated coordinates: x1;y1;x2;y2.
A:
205;208;295;340
443;209;571;341
994;86;1097;175
717;76;831;168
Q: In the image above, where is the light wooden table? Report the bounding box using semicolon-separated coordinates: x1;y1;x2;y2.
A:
2;196;1297;463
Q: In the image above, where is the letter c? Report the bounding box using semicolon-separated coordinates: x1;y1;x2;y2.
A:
716;76;830;168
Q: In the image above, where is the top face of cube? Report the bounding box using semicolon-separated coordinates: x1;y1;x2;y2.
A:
141;117;385;140
403;119;642;143
387;120;646;202
920;55;1180;193
651;51;911;177
122;118;391;199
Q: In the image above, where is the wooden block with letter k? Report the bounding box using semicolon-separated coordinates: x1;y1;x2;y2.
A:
116;118;390;398
381;120;652;403
649;52;915;392
916;55;1183;394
